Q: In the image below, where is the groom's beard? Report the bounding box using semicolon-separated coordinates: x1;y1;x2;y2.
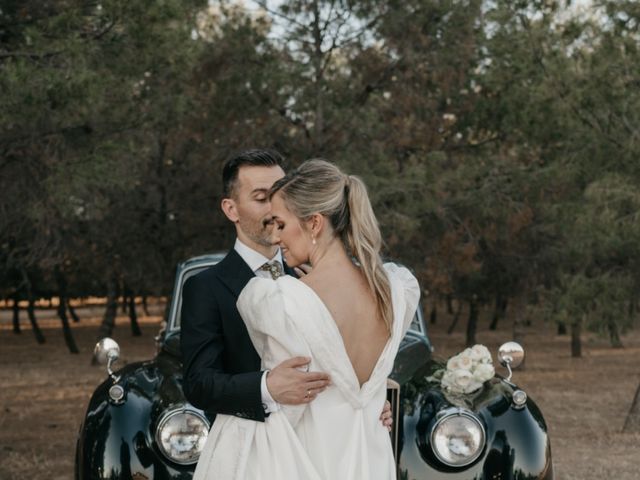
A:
262;217;279;247
237;215;275;248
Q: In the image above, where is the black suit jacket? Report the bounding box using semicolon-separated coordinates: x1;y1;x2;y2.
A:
181;248;294;422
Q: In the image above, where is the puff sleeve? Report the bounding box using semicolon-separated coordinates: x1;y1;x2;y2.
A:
237;277;311;426
237;277;312;369
383;263;421;337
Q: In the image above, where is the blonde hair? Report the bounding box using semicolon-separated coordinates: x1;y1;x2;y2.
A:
269;159;393;332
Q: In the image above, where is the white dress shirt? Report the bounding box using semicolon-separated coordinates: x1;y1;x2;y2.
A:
234;238;282;413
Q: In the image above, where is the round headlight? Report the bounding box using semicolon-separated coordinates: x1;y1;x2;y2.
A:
156;408;210;465
431;409;485;467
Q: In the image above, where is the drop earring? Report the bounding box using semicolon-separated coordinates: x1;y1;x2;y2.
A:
312;236;316;245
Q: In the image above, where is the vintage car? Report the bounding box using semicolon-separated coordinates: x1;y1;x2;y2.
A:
75;253;553;480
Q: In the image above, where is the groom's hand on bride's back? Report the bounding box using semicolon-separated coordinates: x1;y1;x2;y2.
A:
266;356;330;404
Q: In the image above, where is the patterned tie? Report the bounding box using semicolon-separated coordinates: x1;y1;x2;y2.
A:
260;260;284;280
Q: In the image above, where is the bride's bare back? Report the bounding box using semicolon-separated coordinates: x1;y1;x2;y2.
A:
302;262;390;387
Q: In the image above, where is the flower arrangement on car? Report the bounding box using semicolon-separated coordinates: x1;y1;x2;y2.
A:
430;344;496;395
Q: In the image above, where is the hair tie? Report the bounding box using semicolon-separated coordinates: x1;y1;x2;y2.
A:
344;175;351;195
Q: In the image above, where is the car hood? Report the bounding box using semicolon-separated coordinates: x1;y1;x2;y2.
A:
397;360;551;480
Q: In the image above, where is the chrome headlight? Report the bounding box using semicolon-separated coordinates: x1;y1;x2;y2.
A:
156;407;210;465
431;408;485;467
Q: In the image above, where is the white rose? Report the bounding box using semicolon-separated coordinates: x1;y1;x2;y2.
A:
456;352;473;371
473;363;495;383
466;346;482;362
451;369;473;389
444;369;483;394
447;355;461;371
471;344;492;364
462;379;484;394
467;345;485;361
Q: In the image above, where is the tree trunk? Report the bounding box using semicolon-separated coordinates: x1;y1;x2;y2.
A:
93;273;118;364
98;274;118;340
67;299;80;323
447;300;463;334
311;0;324;150
430;303;437;325
27;295;46;344
489;295;500;331
628;296;637;319
57;298;79;354
12;293;21;334
142;295;150;316
623;381;640;433
557;322;567;335
571;318;582;358
121;294;128;314
489;294;508;331
446;294;454;315
55;267;79;354
512;299;527;369
21;269;45;344
127;292;141;336
607;318;623;348
466;298;478;347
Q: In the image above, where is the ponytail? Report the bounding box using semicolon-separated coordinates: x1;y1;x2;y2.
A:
344;176;393;333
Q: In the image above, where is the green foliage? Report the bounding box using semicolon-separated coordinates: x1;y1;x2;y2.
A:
1;0;639;347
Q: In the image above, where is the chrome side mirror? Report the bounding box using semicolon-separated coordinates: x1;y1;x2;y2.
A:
94;337;121;382
498;341;525;382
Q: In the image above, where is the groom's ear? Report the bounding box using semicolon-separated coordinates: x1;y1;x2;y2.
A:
221;198;239;223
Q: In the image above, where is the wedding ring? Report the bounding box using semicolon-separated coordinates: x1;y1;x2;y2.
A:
306;389;311;399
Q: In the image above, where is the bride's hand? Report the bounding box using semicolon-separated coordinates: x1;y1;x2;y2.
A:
380;400;392;431
266;356;330;405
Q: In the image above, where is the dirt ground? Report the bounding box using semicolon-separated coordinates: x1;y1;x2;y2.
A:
0;304;639;480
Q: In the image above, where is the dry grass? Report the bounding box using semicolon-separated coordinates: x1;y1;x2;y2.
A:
0;308;161;480
1;304;639;479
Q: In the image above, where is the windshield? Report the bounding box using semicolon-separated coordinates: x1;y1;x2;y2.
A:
170;264;217;330
410;308;426;335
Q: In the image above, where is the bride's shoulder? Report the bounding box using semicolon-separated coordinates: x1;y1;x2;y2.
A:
237;277;304;333
383;263;421;334
382;262;418;288
239;276;297;304
242;276;280;295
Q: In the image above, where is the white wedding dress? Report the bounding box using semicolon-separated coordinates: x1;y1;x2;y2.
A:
193;263;419;480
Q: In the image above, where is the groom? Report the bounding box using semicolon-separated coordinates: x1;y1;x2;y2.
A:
181;149;329;422
181;148;392;425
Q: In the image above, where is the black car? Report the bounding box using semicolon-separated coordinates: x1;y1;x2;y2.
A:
75;254;553;480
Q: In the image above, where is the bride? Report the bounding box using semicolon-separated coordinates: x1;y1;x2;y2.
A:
193;159;419;480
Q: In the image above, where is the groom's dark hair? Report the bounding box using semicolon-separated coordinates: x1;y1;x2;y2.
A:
222;148;286;198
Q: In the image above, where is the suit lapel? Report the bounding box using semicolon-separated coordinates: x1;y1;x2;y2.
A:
217;249;255;299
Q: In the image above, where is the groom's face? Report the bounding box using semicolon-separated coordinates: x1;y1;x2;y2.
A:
222;165;285;250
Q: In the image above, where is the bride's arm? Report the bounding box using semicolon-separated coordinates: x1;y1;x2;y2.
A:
237;278;318;426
